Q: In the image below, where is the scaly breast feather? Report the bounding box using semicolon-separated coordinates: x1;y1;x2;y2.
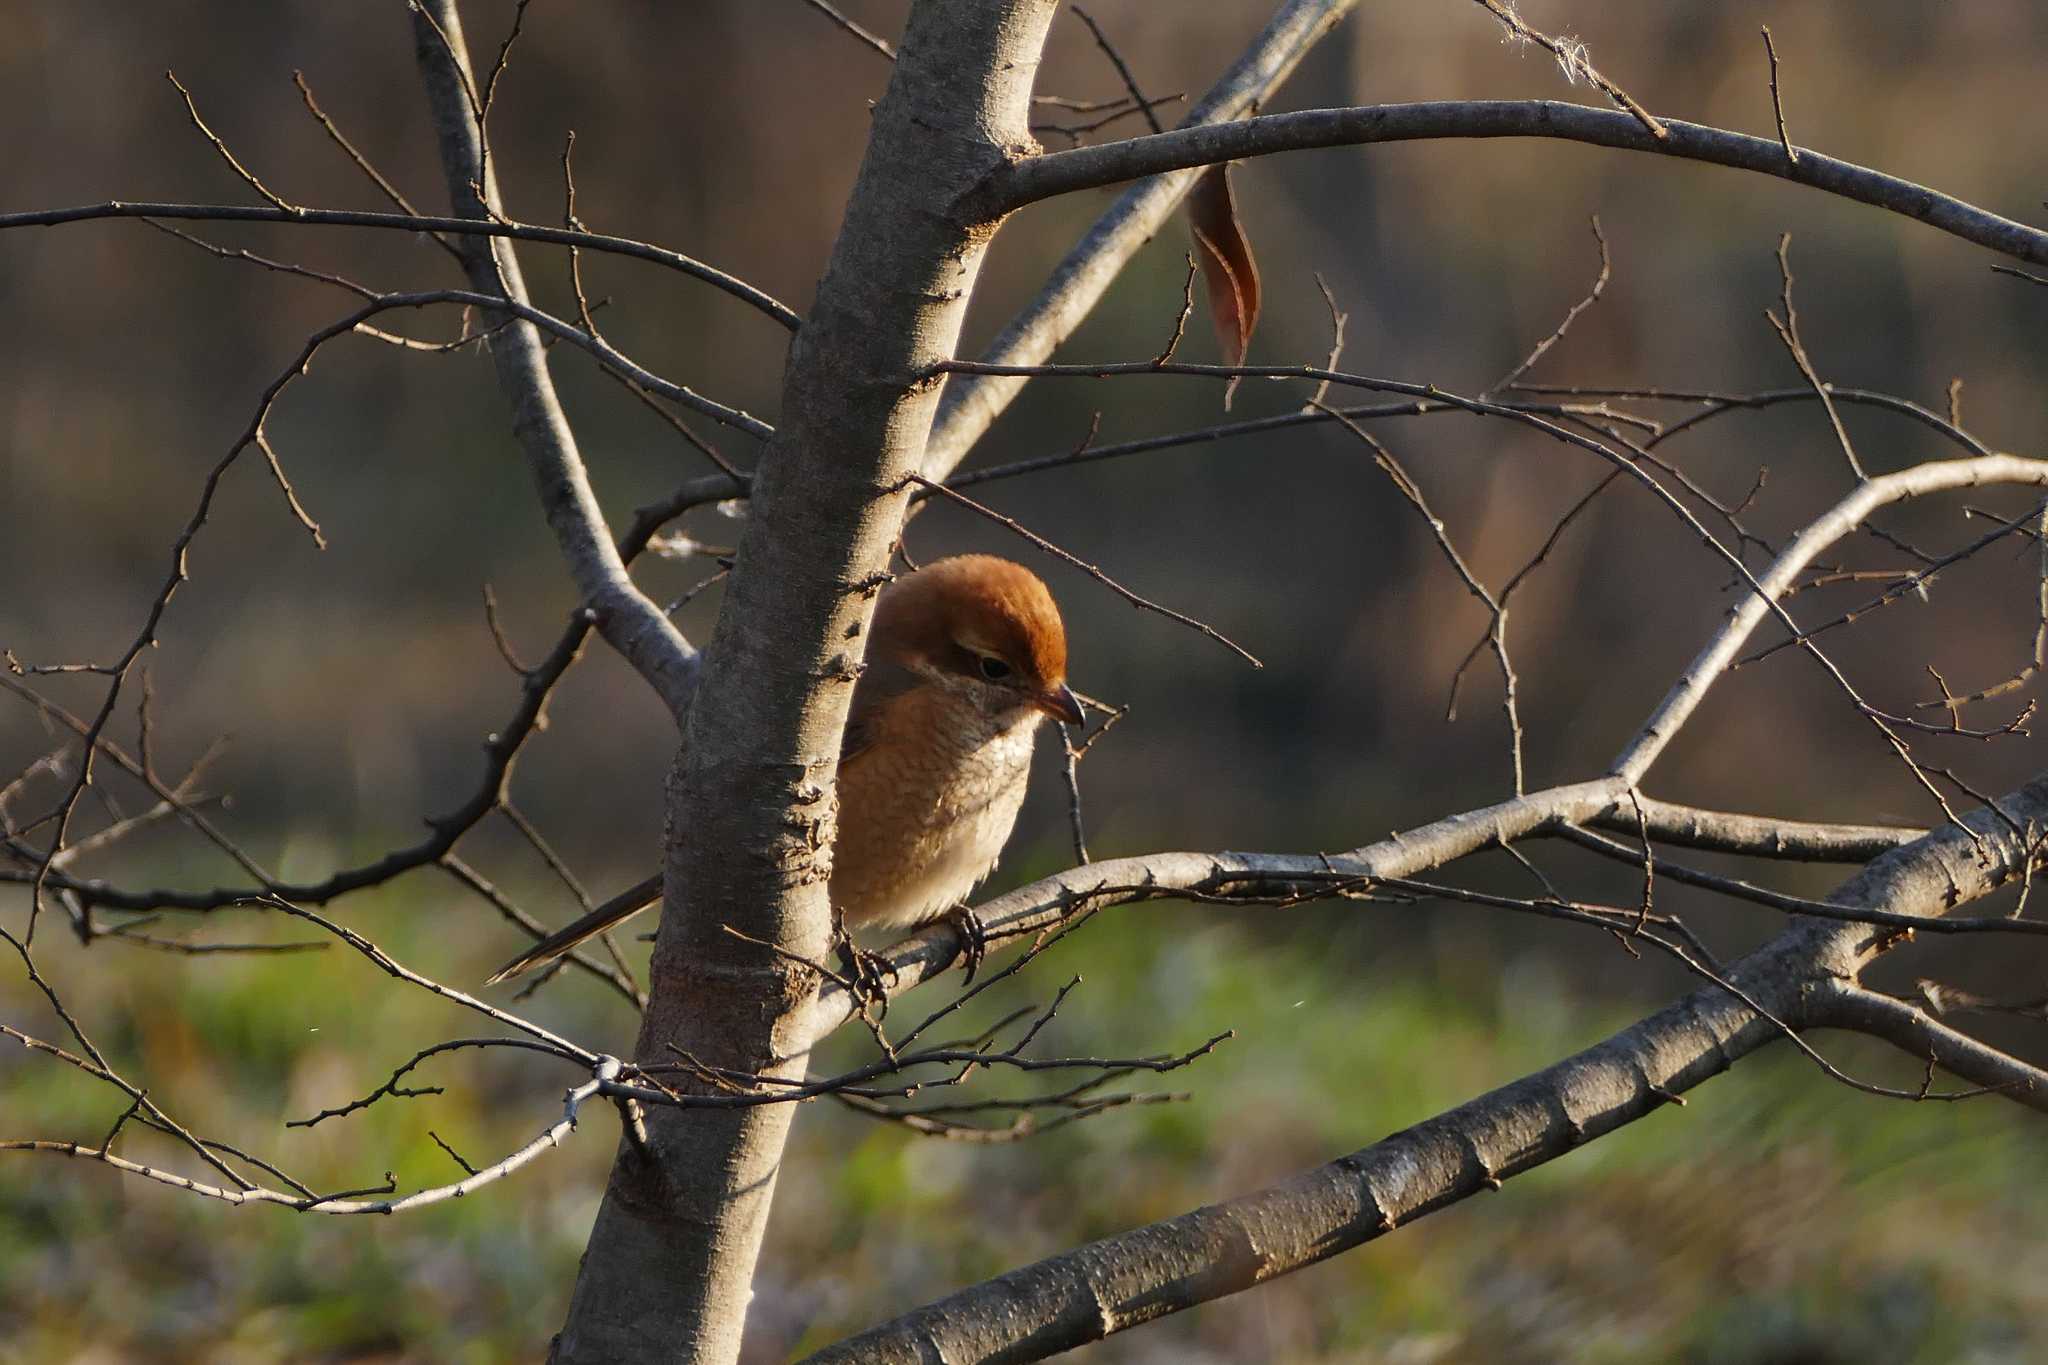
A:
831;690;1040;931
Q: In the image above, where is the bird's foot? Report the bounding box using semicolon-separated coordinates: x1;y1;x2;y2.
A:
944;904;988;986
833;917;896;1005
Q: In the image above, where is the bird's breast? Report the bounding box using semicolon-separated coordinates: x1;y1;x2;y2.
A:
831;703;1040;932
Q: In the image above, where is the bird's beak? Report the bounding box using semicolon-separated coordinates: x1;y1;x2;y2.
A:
1035;683;1085;726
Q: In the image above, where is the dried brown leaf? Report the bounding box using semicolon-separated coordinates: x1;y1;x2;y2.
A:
1188;163;1261;408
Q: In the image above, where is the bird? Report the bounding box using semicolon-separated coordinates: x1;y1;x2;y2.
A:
485;554;1083;986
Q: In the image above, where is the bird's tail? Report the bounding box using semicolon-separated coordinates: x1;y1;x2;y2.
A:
484;873;664;984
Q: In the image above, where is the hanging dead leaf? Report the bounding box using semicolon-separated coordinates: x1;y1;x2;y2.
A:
1188;162;1261;409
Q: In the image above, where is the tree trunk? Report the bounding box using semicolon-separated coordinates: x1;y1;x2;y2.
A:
548;4;1061;1362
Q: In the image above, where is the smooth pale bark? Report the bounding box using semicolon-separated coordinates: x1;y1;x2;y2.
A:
978;101;2048;267
801;777;1630;1042
410;4;700;716
924;0;1363;479
547;5;1062;1363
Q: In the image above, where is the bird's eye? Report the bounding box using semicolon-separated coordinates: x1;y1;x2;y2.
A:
977;655;1013;681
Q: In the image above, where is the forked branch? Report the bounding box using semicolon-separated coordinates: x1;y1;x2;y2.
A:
807;774;2048;1362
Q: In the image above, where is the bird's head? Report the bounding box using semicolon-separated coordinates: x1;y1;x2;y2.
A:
869;554;1084;726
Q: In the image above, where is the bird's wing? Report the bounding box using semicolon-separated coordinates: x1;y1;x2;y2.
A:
487;658;918;987
840;654;919;768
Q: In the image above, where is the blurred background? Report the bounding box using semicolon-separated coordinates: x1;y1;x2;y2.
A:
5;2;2048;1360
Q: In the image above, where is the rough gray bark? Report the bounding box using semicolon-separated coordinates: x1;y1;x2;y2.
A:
807;775;2048;1363
545;5;1062;1363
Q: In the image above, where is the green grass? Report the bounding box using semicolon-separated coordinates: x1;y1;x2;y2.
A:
5;884;2047;1363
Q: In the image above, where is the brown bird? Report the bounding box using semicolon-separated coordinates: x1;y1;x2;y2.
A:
486;554;1082;985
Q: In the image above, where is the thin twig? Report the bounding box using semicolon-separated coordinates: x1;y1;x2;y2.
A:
1765;234;1866;482
1493;215;1609;393
141;217;378;298
1153;254;1198;366
799;0;895;60
903;474;1262;668
291;70;452;261
1993;263;2048;288
1071;7;1167;136
165;71;298;212
1313;404;1524;790
1912;500;2048;714
1470;0;1667;139
1302;273;1349;411
481;583;535;675
1760;27;1798;164
1736;498;2048;669
0;202;801;330
251;893;596;1060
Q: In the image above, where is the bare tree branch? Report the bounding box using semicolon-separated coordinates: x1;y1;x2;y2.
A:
1;478;714;919
548;8;1066;1361
5;1060;624;1214
1759;26;1798;165
1813;983;2048;1106
13;11;2048;1364
982;102;2048;269
1615;453;2048;783
1587;796;1921;863
1467;0;1666;138
803;777;1633;1039
0;202;800;330
412;1;701;717
806;774;2048;1362
923;0;1363;478
799;0;896;61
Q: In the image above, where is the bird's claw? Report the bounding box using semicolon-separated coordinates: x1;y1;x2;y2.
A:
833;922;895;1005
945;904;988;985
